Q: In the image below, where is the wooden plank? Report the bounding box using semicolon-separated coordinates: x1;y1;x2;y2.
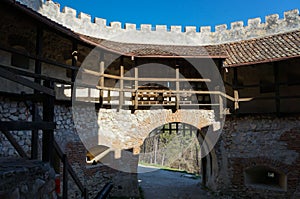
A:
31;103;39;159
234;90;239;110
0;64;73;85
0;121;55;131
0;44;78;70
0;91;46;102
1;130;29;158
82;69;210;82
42;81;55;164
0;67;55;96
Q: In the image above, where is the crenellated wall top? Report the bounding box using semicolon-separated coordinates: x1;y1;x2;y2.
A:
17;0;300;46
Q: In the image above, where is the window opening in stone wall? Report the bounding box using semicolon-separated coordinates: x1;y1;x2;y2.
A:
244;166;287;191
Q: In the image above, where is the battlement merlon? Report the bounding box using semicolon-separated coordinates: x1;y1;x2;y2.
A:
17;0;300;46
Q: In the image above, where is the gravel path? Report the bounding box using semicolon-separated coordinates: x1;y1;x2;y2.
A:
138;165;215;199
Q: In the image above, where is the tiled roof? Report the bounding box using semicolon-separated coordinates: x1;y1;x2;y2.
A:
221;30;300;67
81;31;300;65
80;35;228;58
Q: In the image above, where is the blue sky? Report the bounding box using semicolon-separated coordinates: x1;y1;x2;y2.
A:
54;0;299;30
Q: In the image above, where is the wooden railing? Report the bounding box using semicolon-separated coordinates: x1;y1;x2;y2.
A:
53;140;89;199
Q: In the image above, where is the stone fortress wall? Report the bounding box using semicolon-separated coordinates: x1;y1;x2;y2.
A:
17;0;300;45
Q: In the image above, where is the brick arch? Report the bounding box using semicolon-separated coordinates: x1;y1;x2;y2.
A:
135;109;217;146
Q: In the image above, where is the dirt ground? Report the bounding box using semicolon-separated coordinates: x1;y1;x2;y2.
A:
137;165;216;199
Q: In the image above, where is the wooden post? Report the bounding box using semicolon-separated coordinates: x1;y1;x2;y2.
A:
32;25;43;159
274;62;280;116
134;62;139;110
233;68;239;112
42;80;55;165
99;52;105;105
219;95;224;118
176;66;180;110
71;41;78;100
119;57;124;110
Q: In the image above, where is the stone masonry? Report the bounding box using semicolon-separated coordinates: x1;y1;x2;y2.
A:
17;0;300;45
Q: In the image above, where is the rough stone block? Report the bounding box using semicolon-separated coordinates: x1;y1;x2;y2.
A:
215;24;227;32
62;6;76;16
248;17;261;28
125;23;136;30
156;25;167;32
110;22;122;30
231;21;244;29
200;26;211;33
78;12;91;22
170;26;182;32
265;14;279;26
140;24;152;32
184;26;196;33
284;9;299;20
94;17;106;26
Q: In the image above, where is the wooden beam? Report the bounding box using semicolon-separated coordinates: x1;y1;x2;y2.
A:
0;64;73;85
0;121;55;131
99;52;105;105
71;41;78;101
0;91;45;102
0;67;55;96
176;67;180;110
35;25;43;85
219;95;224;118
134;62;139;110
1;130;29;158
233;68;239;112
31;103;40;159
32;25;43;159
119;57;124;110
42;81;55;164
0;44;78;70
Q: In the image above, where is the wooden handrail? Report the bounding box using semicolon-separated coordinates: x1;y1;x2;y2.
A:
82;68;211;82
53;140;88;199
0;64;73;85
0;44;78;70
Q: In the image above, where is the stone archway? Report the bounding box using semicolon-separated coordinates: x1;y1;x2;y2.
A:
96;109;219;150
94;108;221;189
138;121;219;188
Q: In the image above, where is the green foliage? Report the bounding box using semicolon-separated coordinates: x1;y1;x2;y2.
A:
139;123;202;174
